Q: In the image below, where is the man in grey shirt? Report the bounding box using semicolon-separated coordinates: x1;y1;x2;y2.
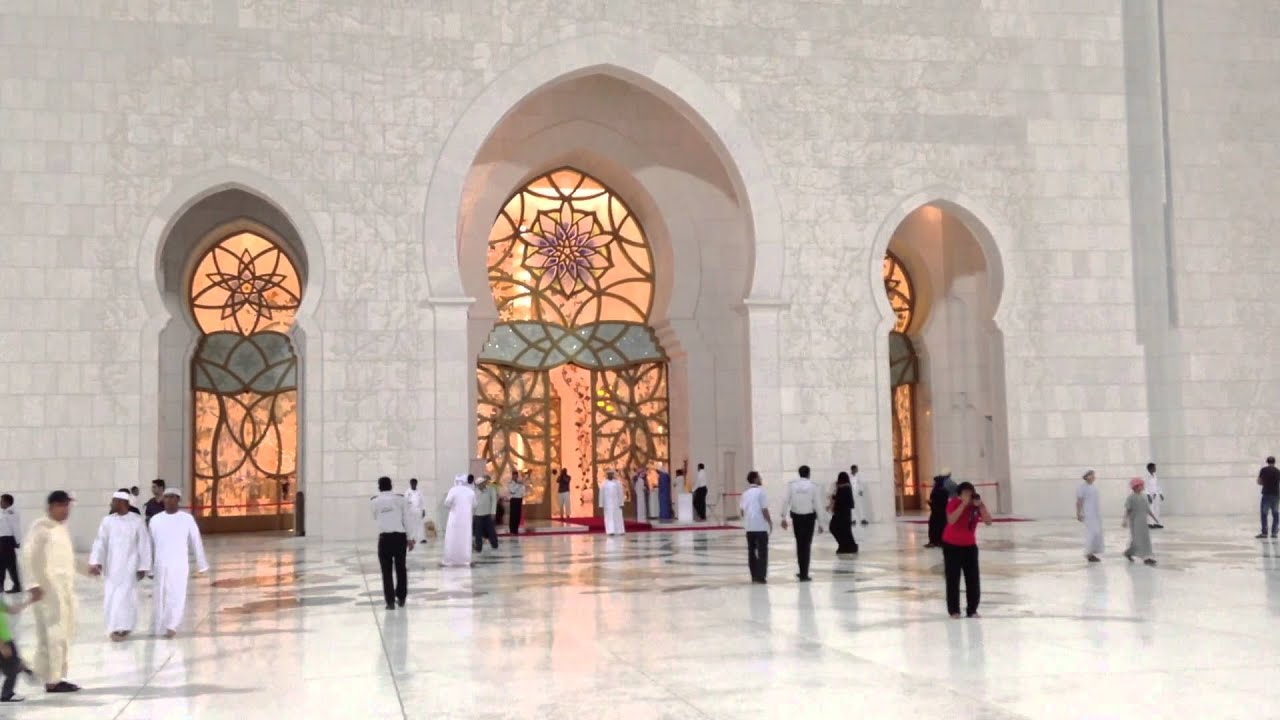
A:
472;476;500;553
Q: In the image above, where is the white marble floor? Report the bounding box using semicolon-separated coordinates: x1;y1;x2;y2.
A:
3;516;1279;719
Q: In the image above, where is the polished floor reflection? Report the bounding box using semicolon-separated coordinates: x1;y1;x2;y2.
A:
7;516;1280;719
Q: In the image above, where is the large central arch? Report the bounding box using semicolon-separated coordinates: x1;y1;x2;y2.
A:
420;36;788;509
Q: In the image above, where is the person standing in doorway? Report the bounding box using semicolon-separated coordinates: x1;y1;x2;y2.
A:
149;489;209;636
472;476;499;553
369;477;415;609
942;482;993;618
600;470;626;536
657;465;673;521
693;463;708;521
0;496;21;594
780;465;823;582
632;468;649;522
1076;470;1103;562
89;492;151;641
1123;477;1158;565
740;471;772;583
507;471;526;535
849;465;868;526
143;479;165;523
829;471;858;555
556;469;571;520
1144;463;1164;529
1257;457;1280;539
24;490;80;693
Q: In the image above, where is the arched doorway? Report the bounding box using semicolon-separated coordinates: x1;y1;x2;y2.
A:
884;252;922;511
882;203;1011;514
187;227;302;532
476;168;669;518
154;188;312;534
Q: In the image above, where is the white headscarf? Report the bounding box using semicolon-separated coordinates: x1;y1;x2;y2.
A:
112;491;132;502
453;474;468;487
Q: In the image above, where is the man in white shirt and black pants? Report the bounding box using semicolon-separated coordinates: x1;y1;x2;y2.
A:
739;471;772;583
370;477;417;610
693;463;709;521
0;495;20;593
781;465;823;582
507;472;526;535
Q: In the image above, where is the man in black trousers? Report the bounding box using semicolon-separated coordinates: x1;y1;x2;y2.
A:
780;465;823;581
369;477;416;609
0;495;20;593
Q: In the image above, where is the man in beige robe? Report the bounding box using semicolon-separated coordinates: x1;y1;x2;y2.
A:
24;490;80;693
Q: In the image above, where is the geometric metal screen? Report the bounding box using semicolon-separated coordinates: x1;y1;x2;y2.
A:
477;168;669;515
883;251;920;506
189;230;301;525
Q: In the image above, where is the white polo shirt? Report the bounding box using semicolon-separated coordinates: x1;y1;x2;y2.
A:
740;486;770;532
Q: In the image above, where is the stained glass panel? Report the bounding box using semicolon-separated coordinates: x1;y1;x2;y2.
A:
189;230;301;525
884;251;921;509
883;251;914;333
478;168;671;517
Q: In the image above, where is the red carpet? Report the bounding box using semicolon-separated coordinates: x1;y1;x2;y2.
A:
901;517;1032;524
561;516;653;532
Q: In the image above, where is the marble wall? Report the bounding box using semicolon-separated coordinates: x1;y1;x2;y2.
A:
3;0;1266;542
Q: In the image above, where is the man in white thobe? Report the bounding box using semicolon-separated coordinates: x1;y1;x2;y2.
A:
600;471;626;536
149;489;209;638
1144;463;1164;529
89;492;152;641
849;465;868;526
1076;470;1103;562
24;490;80;693
633;469;648;522
441;475;475;568
405;478;426;542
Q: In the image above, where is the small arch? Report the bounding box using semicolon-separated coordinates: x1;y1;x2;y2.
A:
868;187;1012;337
421;33;783;304
139;170;326;533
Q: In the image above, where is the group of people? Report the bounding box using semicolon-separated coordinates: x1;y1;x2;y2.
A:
0;480;209;702
740;461;1184;620
737;465;869;584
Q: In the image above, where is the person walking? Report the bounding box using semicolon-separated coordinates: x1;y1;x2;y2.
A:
1144;463;1164;529
849;465;868;525
1123;477;1158;565
0;596;33;703
1076;470;1104;562
828;472;858;555
24;490;80;693
143;479;166;523
404;478;425;541
369;477;415;610
148;489;209;637
740;471;772;583
472;476;500;553
1257;457;1280;539
692;463;709;521
440;475;475;568
942;482;993;618
0;495;21;594
88;492;151;641
507;471;526;535
780;465;824;581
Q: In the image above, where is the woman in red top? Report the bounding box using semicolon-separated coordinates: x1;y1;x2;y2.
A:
942;481;993;618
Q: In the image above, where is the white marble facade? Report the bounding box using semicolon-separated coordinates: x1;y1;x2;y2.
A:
1;0;1277;543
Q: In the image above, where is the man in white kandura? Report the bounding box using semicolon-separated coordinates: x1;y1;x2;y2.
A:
148;489;209;638
405;478;426;541
25;490;80;694
89;492;152;641
600;470;626;536
1076;470;1104;563
441;475;476;568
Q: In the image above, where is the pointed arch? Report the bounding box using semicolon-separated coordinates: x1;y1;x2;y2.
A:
420;33;784;304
